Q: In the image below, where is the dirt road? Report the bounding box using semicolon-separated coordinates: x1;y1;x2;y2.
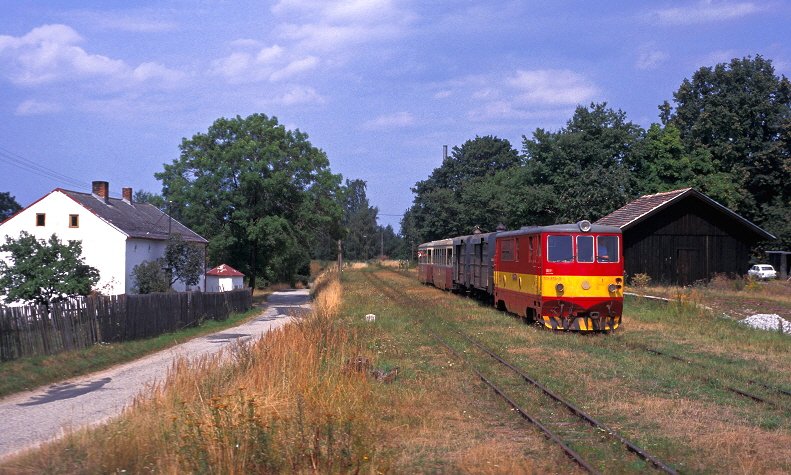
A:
0;289;310;460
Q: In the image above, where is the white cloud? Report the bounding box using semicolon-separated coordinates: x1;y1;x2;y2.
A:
212;52;254;79
363;111;415;129
651;1;761;26
276;85;325;105
270;56;319;82
15;99;62;116
636;47;670;70
506;69;598;106
257;45;285;63
133;62;186;83
273;0;414;53
0;24;184;87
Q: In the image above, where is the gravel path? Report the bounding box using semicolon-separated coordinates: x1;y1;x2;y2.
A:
0;289;310;460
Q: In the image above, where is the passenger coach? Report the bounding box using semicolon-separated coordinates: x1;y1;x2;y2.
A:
417;239;454;290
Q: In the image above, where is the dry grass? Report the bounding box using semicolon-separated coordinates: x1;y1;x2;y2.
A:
1;270;387;475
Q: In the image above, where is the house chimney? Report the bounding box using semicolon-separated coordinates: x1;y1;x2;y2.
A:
122;187;133;203
92;181;109;203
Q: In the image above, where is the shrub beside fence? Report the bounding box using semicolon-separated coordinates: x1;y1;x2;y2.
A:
0;289;252;362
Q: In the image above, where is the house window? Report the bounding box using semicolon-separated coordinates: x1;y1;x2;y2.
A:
36;213;45;226
69;214;79;228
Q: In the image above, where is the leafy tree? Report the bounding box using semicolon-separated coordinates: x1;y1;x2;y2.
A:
520;103;644;222
161;233;204;287
666;55;791;219
0;232;99;308
156;113;343;288
342;179;379;260
0;192;22;221
130;234;205;294
132;190;167;210
633;124;741;207
130;260;170;294
408;136;520;241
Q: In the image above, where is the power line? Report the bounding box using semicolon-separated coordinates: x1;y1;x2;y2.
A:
0;146;122;197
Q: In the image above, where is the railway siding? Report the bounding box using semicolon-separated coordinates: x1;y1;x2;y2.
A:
343;267;791;474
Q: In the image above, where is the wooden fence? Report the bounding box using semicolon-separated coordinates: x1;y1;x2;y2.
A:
0;289;252;362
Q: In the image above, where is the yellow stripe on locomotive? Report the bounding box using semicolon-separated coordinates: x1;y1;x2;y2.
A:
494;272;624;298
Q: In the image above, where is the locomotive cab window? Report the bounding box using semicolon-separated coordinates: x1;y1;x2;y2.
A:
597;236;619;263
547;235;574;262
576;235;594;263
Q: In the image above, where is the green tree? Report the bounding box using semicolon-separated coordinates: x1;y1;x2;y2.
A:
130;260;170;294
520;103;644;222
156;113;344;288
408;136;520;241
666;55;791;219
0;192;22;221
161;233;204;287
342;179;379;260
133;189;167;210
0;232;99;309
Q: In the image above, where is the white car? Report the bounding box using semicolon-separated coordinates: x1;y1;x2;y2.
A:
748;264;777;280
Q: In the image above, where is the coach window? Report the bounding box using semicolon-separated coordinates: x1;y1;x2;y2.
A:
597;236;619;262
69;214;79;228
36;213;45;226
547;235;573;262
576;235;594;263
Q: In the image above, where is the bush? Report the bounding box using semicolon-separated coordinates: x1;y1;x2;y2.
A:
631;273;652;288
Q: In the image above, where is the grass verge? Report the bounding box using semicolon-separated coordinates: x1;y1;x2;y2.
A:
0;290;273;399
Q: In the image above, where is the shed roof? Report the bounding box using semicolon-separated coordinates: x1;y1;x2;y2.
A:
595;188;775;241
59;189;208;243
206;264;245;277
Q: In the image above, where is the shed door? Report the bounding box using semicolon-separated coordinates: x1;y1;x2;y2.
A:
676;249;704;286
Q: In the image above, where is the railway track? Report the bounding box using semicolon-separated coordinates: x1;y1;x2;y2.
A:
635;344;791;412
362;269;681;474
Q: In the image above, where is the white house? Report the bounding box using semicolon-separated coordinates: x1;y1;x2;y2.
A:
0;181;208;295
205;264;245;292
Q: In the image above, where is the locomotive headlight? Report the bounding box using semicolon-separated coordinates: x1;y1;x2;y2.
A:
578;220;592;232
555;283;564;292
608;283;619;293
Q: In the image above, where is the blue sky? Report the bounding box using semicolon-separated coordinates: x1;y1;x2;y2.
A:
1;0;789;231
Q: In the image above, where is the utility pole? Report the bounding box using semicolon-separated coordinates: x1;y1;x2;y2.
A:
337;239;343;272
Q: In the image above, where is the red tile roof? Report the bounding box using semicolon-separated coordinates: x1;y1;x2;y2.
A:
596;188;693;229
595;188;775;240
206;264;245;277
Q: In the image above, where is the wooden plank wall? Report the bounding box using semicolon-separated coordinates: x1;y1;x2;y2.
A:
0;289;252;362
623;198;757;285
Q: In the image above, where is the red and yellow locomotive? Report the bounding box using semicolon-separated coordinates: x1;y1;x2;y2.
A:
418;221;623;331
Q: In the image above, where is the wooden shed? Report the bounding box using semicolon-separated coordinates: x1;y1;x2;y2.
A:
595;188;775;285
